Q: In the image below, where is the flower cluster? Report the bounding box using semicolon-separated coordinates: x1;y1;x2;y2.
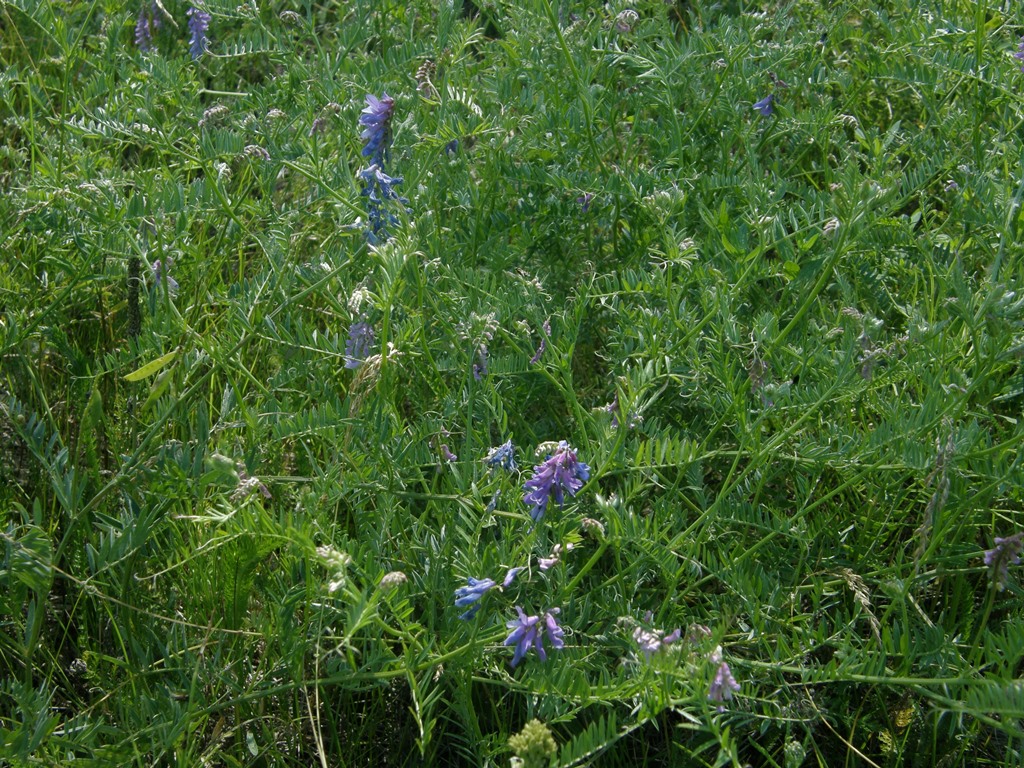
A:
504;607;565;667
134;2;159;52
633;625;682;658
357;164;408;244
753;94;774;117
344;320;375;369
359;93;395;166
484;439;517;473
186;7;211;60
454;568;521;620
522;441;590;521
1014;37;1024;73
984;531;1023;590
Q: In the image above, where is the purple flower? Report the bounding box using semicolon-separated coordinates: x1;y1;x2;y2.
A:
473;345;488;380
484;440;517;473
753;94;774;117
444;139;460;157
454;576;497;620
1014;37;1024;72
357;164;408;243
501;566;523;588
944;180;959;192
186;7;211;60
440;444;458;462
135;8;153;51
633;625;682;658
522;441;590;521
503;607;565;667
984;531;1024;590
708;661;740;704
344;320;375;369
151;259;179;296
359;93;395;166
577;192;594;213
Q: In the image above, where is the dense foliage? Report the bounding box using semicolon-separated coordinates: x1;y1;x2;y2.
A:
2;0;1023;765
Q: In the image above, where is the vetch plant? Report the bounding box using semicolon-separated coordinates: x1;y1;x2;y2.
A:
522;442;590;522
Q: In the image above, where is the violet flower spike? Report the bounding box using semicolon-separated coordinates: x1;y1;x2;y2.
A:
1014;37;1024;73
186;7;211;60
359;93;396;166
135;8;153;52
484;439;517;473
753;94;774;117
708;661;741;705
454;576;497;620
501;566;523;588
984;531;1024;590
344;320;375;369
504;607;564;667
522;441;590;521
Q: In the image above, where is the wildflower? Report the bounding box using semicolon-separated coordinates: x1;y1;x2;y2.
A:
151;259;179;296
581;517;605;537
379;571;407;591
503;607;565;667
508;719;558;768
135;7;153;51
186;7;211;60
1015;37;1024;72
753;94;774;117
359;93;395;166
232;467;271;501
244;144;271;161
823;217;840;237
440;444;458;462
357;164;408;243
633;625;681;658
472;345;488;380
944;180;959;192
454;576;497;620
444;139;460;157
529;319;551;365
538;543;572;571
344;320;375;369
501;566;523;588
266;108;286;120
484;440;517;473
708;661;740;704
577;192;594;212
984;531;1024;590
522;441;590;521
615;9;639;34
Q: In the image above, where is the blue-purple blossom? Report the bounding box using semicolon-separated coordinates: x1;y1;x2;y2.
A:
501;567;523;588
357;164;408;243
186;7;211;60
444;139;460;157
984;531;1023;590
344;320;375;369
455;568;521;620
633;626;682;658
135;9;153;51
577;192;594;212
522;441;590;522
1014;37;1024;72
151;259;179;296
440;444;458;462
473;345;489;380
708;661;740;704
484;440;517;473
455;576;497;620
503;607;565;667
359;93;395;166
753;94;774;117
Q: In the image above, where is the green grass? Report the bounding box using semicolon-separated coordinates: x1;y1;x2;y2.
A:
2;0;1023;765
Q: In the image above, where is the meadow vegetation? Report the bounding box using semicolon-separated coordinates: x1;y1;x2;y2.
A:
1;0;1023;765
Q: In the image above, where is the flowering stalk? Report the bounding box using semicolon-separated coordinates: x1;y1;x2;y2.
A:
186;7;211;60
522;441;590;521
